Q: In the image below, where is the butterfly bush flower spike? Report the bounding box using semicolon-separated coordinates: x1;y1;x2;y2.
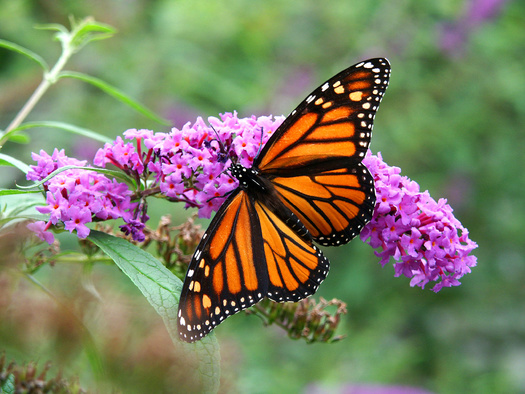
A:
26;113;285;243
27;120;476;294
361;151;478;292
27;149;138;243
149;112;284;218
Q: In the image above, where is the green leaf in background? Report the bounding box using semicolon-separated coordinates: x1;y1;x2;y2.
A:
0;153;30;174
36;16;116;53
0;39;49;72
6;121;112;144
0;189;41;196
87;230;221;394
58;71;171;125
0;193;46;228
17;165;137;191
3;133;30;144
0;373;15;394
69;16;116;46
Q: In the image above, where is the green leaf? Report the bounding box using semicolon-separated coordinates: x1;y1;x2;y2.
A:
58;71;170;125
0;153;30;174
8;121;112;144
36;17;116;53
0;189;41;196
0;193;46;228
0;213;49;229
17;165;137;190
35;23;68;34
0;39;49;71
70;17;116;47
87;230;221;393
1;373;15;394
4;132;30;144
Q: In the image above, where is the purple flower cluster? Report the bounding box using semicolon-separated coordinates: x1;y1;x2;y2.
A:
134;112;284;218
92;113;284;218
27;113;284;242
27;114;477;292
27;149;138;244
360;152;478;292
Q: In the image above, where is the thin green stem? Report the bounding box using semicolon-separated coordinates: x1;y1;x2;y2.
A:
4;45;73;135
4;79;51;134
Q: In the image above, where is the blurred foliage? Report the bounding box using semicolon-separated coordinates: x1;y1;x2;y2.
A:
1;0;524;393
0;353;85;393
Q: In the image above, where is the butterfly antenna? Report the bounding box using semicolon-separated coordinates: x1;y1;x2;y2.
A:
209;124;232;165
254;127;264;160
204;141;237;204
205;125;237;205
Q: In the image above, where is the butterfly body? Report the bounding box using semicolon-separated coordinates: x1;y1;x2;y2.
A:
178;58;391;342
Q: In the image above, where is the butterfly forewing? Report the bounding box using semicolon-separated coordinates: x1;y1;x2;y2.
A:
255;58;390;174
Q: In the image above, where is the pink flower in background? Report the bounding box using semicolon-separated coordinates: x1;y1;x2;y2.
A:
440;0;509;56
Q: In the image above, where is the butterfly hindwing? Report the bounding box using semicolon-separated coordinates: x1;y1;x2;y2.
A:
253;200;329;302
255;58;390;174
269;163;376;246
178;188;330;342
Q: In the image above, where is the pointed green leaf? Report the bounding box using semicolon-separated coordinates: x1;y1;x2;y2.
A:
0;39;49;71
58;71;170;125
34;23;68;33
71;18;116;46
8;121;112;143
0;153;30;174
4;132;30;144
0;189;41;196
87;230;221;393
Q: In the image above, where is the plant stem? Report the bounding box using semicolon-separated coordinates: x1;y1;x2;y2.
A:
4;42;73;134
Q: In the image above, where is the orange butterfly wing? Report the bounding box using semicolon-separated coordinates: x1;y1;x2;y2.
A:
255;58;390;173
256;58;390;245
177;190;328;343
270;164;375;246
178;58;390;342
253;199;328;302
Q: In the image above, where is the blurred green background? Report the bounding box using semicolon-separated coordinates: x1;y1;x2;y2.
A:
1;0;524;393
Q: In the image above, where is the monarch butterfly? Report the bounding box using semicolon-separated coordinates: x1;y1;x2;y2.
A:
178;58;391;342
